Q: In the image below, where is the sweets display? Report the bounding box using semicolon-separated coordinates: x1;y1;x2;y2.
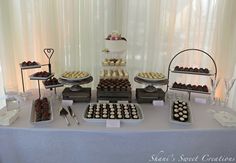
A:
137;72;166;80
172;82;209;92
174;66;210;74
97;79;132;102
84;103;143;121
105;31;127;52
97;79;131;91
102;58;126;66
33;98;51;122
61;71;89;80
100;69;128;79
171;100;191;123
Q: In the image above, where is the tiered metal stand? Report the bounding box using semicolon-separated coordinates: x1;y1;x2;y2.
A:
134;77;168;103
20;48;63;98
60;76;93;102
167;48;217;100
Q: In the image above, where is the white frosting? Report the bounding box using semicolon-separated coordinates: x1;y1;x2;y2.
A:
105;40;127;52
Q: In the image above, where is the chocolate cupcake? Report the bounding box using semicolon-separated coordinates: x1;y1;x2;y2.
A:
174;66;180;71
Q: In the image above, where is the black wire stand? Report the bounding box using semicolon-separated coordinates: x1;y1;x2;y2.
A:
20;48;56;98
167;48;217;100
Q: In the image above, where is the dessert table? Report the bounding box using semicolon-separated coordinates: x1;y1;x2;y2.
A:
0;91;236;163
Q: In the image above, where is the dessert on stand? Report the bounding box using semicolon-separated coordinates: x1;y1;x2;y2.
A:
134;72;168;103
20;48;64;98
167;48;217;100
97;31;131;102
59;71;93;102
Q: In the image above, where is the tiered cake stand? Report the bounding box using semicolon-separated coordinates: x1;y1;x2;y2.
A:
60;76;93;102
21;48;63;98
97;34;130;102
134;76;168;103
167;48;217;100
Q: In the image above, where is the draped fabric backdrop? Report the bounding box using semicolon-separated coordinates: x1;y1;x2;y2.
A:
0;0;236;105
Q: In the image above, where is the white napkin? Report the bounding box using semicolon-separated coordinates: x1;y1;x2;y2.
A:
214;111;236;127
0;109;19;126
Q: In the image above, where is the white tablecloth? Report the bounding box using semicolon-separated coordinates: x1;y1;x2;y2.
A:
0;91;236;163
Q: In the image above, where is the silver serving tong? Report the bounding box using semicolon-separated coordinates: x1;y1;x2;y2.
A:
60;108;70;126
68;106;80;125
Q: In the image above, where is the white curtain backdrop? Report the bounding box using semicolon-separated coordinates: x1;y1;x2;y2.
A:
0;0;236;104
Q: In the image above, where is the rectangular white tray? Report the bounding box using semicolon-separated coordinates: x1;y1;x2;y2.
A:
83;103;144;123
30;98;53;125
169;101;192;125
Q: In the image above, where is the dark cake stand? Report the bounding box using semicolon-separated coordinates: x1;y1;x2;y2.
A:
134;76;168;103
59;76;93;102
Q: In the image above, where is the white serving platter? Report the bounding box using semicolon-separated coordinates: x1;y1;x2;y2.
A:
30;98;53;125
83;103;144;123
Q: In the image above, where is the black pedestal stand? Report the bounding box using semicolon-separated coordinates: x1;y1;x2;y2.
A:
134;77;168;103
60;76;93;102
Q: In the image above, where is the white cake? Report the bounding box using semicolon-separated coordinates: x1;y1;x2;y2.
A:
105;40;127;52
105;31;127;52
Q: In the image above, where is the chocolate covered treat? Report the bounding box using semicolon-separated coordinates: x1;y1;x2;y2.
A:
21;61;39;67
97;79;131;91
44;77;60;86
172;100;190;122
174;66;210;74
33;71;51;77
203;68;209;73
174;66;180;71
172;82;209;92
34;98;51;122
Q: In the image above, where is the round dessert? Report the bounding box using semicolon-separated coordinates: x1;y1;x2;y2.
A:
110;115;115;119
174;114;179;118
118;115;123;119
183;110;188;114
105;31;127;52
174;66;180;71
183;115;188;119
133;115;138;119
179;112;183;116
174;109;179;113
